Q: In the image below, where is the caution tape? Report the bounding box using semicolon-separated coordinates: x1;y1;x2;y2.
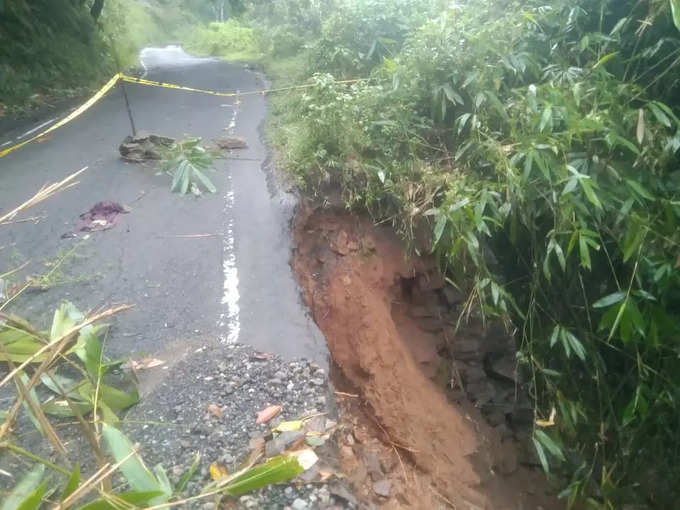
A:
119;73;368;98
0;73;121;159
120;74;239;97
1;72;369;159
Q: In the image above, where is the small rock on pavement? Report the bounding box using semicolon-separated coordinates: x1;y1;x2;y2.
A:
291;498;309;509
373;479;392;498
265;430;304;457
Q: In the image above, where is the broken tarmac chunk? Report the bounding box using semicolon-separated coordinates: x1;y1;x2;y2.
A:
119;132;174;161
216;135;248;150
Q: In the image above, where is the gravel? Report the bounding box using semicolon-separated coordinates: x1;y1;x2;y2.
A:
122;341;354;509
0;340;354;509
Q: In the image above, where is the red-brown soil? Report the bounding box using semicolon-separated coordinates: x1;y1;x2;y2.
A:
292;205;559;509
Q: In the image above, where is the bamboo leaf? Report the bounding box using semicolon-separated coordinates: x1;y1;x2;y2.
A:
593;292;626;308
192;168;217;193
593;52;618;68
671;0;680;32
15;481;47;510
636;108;645;144
539;105;552;132
101;424;163;500
60;464;80;502
432;214;447;250
579;179;602;209
648;102;671;127
625;179;655;201
98;385;139;412
223;453;310;496
535;430;566;461
532;437;549;473
578;235;592;270
1;465;45;510
176;453;200;495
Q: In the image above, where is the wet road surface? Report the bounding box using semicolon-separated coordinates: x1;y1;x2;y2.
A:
0;46;327;365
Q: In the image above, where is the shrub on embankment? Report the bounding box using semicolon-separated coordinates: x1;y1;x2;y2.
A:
246;0;680;507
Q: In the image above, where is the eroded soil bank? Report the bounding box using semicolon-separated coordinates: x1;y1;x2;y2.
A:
292;204;558;509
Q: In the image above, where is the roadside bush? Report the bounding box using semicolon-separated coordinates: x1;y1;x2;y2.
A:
259;0;680;506
186;19;259;60
306;0;446;77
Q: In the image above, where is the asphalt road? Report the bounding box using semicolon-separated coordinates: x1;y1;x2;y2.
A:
0;46;328;366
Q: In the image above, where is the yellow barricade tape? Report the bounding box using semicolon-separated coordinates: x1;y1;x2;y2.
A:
120;73;367;97
0;71;368;159
120;74;238;97
0;73;121;159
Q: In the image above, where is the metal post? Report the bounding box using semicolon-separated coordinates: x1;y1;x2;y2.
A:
119;79;137;137
112;45;137;137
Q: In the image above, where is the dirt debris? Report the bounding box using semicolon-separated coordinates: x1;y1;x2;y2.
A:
292;205;559;509
77;201;129;232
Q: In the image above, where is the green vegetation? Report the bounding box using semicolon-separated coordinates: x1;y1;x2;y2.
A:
0;0;113;111
185;19;260;61
242;0;680;507
160;138;218;195
0;0;217;112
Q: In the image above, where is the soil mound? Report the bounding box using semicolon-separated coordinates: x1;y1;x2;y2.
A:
292;205;558;509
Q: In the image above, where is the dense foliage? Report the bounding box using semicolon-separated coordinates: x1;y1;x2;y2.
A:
0;0;113;108
0;0;232;111
249;0;680;507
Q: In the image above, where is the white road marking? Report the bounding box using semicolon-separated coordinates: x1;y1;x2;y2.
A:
16;117;57;140
220;184;240;344
219;91;242;345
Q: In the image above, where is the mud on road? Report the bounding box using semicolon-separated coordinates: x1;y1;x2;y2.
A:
291;204;559;510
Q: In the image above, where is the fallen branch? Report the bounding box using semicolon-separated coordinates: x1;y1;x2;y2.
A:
0;167;87;224
0;305;133;443
0;215;48;226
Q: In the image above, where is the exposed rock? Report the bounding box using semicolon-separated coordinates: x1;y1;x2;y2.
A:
119;132;174;161
372;479;392;497
442;285;464;307
486;352;517;383
291;498;308;510
216;135;248;150
329;483;358;506
362;449;383;481
451;338;484;361
329;230;358;255
265;430;304;457
417;271;444;291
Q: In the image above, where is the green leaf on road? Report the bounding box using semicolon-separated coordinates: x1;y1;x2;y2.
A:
1;465;45;510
